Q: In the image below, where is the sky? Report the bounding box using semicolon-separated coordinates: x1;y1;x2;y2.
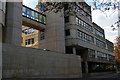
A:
23;0;118;43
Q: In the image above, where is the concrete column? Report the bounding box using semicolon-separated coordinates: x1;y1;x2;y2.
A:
39;10;66;53
95;51;97;58
72;47;76;55
107;54;109;61
3;2;22;46
85;61;88;73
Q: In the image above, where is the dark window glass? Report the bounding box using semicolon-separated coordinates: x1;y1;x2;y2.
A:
65;29;70;36
40;29;45;40
65;16;69;23
64;4;68;10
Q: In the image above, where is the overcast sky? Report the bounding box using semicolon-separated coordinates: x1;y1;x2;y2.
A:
23;0;118;43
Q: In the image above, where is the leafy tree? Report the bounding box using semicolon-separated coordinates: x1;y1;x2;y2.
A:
114;36;120;61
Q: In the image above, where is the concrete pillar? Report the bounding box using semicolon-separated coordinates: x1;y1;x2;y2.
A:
95;51;97;58
39;10;66;53
85;61;88;73
72;47;76;55
3;2;22;46
107;54;109;61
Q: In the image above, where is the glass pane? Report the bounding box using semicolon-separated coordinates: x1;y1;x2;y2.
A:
35;12;39;21
27;8;31;17
43;16;46;24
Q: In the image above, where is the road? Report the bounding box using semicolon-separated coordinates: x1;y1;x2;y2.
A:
86;72;120;80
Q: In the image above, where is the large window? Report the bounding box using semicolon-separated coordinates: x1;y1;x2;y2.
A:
65;29;70;36
76;17;93;32
22;28;35;34
96;39;106;48
75;6;92;21
97;51;107;60
88;49;95;58
25;38;34;45
95;29;104;38
22;6;46;25
77;29;94;43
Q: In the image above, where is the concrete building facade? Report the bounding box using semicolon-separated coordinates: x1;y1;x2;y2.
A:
36;2;115;73
2;2;82;79
1;1;116;79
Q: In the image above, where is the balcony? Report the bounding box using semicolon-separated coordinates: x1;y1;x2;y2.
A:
22;5;46;30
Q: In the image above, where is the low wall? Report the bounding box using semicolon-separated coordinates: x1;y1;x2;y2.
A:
2;44;82;78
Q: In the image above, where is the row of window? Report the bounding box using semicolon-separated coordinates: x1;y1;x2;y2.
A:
97;51;107;60
88;50;115;61
107;45;114;52
96;39;106;48
22;6;46;24
25;38;34;45
77;30;94;43
95;29;104;38
88;49;95;58
108;55;115;61
22;28;35;34
75;6;92;21
76;17;93;32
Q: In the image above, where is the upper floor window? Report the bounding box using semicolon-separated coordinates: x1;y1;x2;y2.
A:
65;29;70;36
76;17;93;32
95;29;104;38
22;28;35;34
25;38;34;45
97;51;107;60
65;16;69;23
77;29;94;43
75;6;92;21
96;39;106;48
22;6;46;25
88;49;95;58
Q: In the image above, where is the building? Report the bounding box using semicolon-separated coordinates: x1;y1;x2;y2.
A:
2;2;82;79
22;26;39;48
36;2;115;73
1;1;116;79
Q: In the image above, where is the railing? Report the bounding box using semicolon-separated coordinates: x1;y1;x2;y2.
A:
22;5;46;25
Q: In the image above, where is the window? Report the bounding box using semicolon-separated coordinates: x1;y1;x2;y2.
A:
88;49;95;58
77;30;94;43
65;29;70;36
75;6;91;21
27;8;31;18
64;4;68;10
22;6;46;25
76;17;93;32
65;16;69;23
34;12;39;21
96;39;106;48
22;6;27;16
97;51;107;60
95;29;104;38
22;28;35;34
25;38;34;45
40;29;45;40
